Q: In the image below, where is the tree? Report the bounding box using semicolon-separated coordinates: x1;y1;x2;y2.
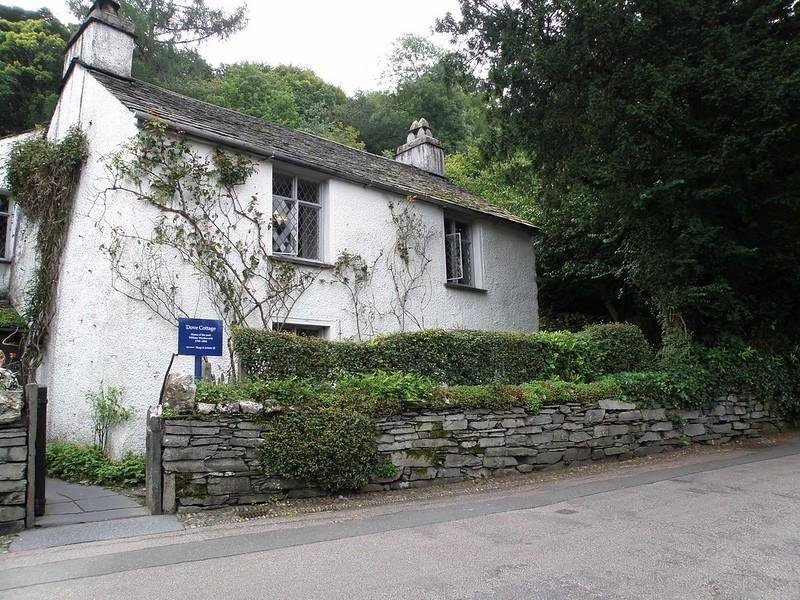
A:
339;34;488;155
444;0;800;346
68;0;246;86
197;63;365;149
0;12;67;135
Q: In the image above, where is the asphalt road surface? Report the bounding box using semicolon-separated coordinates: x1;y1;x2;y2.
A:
2;441;799;599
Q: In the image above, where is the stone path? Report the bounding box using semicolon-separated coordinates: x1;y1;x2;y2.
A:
39;479;148;526
9;479;182;552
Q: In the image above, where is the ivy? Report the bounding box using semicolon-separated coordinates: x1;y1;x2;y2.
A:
6;127;88;381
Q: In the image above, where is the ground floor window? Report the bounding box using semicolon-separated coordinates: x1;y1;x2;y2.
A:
273;322;328;338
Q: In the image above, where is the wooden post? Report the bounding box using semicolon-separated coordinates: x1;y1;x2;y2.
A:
34;386;47;516
24;384;38;529
145;406;163;515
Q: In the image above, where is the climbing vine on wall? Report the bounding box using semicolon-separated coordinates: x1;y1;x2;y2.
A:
100;119;315;375
6;127;88;383
386;200;433;331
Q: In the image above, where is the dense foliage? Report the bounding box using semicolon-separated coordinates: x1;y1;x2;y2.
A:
7;128;88;381
218;333;798;416
47;442;145;488
233;324;652;385
0;9;67;135
443;0;800;345
260;408;379;492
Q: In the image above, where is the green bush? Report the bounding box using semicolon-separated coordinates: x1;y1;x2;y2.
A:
519;379;622;408
233;323;653;385
579;323;654;378
47;442;145;488
260;408;379;492
432;384;528;412
196;378;325;407
330;371;436;416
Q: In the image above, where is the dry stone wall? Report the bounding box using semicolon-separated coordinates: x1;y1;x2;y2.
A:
0;393;27;534
158;395;785;512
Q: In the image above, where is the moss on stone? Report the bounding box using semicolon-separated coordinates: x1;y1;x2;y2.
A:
406;447;442;466
0;307;25;329
429;421;445;439
175;474;208;498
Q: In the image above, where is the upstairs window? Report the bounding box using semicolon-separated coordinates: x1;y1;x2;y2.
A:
0;194;12;260
444;214;474;286
272;173;322;260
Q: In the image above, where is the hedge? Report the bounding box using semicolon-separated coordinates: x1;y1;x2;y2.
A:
232;323;653;385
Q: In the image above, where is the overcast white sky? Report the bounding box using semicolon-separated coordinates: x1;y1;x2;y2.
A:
9;0;462;93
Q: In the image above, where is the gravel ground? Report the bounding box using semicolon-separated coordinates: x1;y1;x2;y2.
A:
178;432;797;529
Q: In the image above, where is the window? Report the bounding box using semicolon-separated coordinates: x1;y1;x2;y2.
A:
0;194;12;260
273;322;328;338
444;214;474;286
272;173;322;260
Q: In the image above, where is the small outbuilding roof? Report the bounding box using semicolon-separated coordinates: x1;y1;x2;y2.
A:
85;64;537;230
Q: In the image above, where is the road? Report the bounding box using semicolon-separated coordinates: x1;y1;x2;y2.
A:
2;441;800;599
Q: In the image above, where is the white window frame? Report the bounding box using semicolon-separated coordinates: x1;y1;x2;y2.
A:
444;212;482;288
0;191;14;261
271;170;325;262
271;317;333;340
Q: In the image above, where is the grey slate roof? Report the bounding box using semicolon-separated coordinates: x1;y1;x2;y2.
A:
86;66;536;230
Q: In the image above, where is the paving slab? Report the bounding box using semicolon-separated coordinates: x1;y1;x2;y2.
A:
74;495;141;512
7;478;183;551
9;516;183;552
35;507;150;527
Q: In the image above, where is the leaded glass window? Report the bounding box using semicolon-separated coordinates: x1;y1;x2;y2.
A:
272;173;322;260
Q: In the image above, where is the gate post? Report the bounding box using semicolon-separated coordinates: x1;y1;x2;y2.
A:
146;406;163;515
34;386;47;516
24;384;38;529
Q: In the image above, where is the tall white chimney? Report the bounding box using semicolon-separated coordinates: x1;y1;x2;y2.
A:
394;118;445;176
63;0;136;78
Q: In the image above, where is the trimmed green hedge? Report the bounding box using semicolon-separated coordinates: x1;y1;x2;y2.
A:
233;323;653;385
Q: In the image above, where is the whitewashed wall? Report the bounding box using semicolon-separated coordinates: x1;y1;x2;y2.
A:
0;131;36;297
6;65;538;455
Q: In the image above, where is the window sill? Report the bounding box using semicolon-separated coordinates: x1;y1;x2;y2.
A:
445;282;487;294
271;254;333;270
0;258;11;265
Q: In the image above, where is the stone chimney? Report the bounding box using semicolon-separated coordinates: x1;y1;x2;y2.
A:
394;118;445;176
63;0;136;78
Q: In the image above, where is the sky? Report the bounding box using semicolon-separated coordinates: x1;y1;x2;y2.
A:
10;0;463;93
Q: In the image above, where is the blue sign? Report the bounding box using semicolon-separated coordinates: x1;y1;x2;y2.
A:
178;318;223;357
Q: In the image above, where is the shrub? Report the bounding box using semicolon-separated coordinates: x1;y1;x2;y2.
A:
432;384;527;411
86;383;133;456
260;408;379;492
47;442;145;488
233;323;653;385
330;371;436;416
578;323;653;378
196;378;326;408
519;379;622;409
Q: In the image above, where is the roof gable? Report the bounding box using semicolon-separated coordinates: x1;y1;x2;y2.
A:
85;65;536;230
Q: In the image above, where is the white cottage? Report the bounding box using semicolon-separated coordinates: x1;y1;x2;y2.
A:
0;1;539;454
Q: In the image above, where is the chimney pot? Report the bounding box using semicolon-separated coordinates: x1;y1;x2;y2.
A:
394;117;445;176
